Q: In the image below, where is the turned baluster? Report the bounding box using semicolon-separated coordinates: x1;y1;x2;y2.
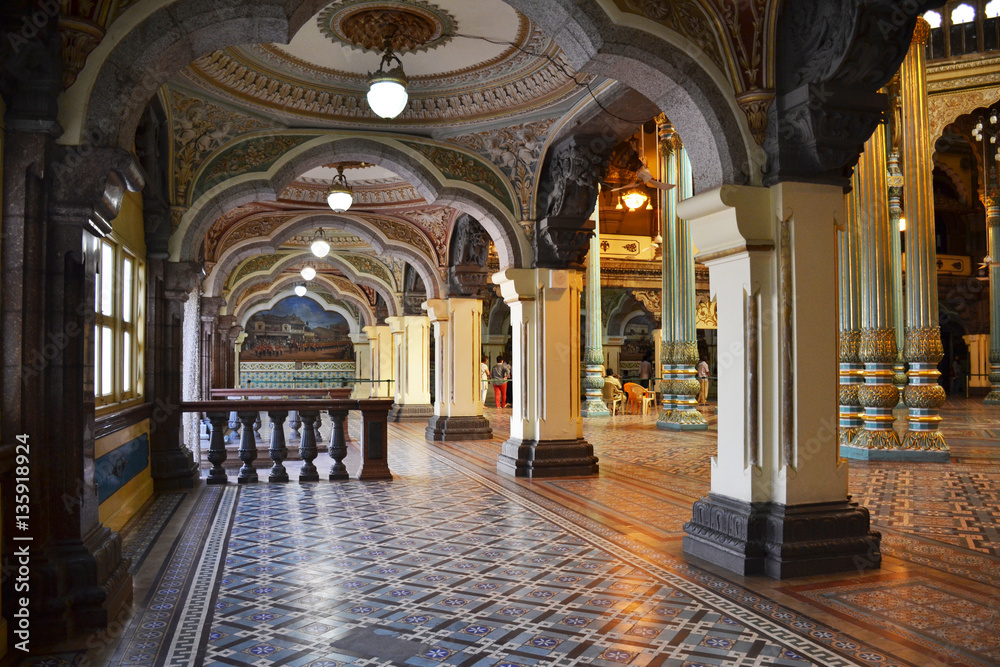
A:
237;411;259;483
288;410;302;442
253;413;263;442
206;412;230;484
328;408;350;481
267;410;290;483
227;410;241;442
298;410;320;482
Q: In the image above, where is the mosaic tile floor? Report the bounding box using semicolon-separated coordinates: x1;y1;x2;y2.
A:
14;398;1000;667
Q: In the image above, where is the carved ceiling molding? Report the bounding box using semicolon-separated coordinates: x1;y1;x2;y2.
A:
226;252;292;290
445;118;556;220
182;27;583;130
279;180;425;206
339;253;397;289
396;207;455;265
363;215;439;264
208;214;287;263
401;141;516;214
317;0;458;54
312;291;362;323
929;86;1000;145
165;87;279;205
191;133;317;204
632;289;661;318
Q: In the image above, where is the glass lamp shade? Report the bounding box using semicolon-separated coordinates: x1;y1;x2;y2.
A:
300;266;316;281
310;238;331;258
327;188;354;212
622;190;648;210
367;73;409;119
294;285;307;297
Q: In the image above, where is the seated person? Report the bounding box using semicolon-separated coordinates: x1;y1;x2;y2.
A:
602;368;625;405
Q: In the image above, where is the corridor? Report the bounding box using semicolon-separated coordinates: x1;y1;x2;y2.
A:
14;400;1000;667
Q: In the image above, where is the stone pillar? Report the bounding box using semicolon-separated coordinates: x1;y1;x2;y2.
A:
841;124;905;459
838;187;864;446
234;331;247;388
659;128;706;430
681;184;880;578
581;201;609;416
362;324;394;399
424;298;492;440
386;315;433;421
900;19;949;456
494;269;599;477
182;289;202;451
985;189;1000;403
349;331;371;398
199;297;224;398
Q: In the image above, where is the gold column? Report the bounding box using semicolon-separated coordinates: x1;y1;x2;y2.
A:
839;185;863;445
886;75;908;400
900;19;949;455
986;183;1000;404
849;123;901;454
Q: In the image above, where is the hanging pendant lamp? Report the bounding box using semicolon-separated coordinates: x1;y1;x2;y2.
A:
367;38;408;119
326;166;354;212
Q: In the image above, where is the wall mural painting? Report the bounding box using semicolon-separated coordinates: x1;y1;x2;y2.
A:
241;297;354;361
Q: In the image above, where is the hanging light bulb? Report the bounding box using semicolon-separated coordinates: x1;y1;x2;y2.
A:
615;196;623;210
300;266;316;281
326;166;354;212
899;217;907;232
991;113;998;125
294;284;307;297
366;38;408;119
310;228;331;258
646;198;653;210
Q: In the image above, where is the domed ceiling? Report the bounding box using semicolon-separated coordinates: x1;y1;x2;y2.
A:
177;0;593;130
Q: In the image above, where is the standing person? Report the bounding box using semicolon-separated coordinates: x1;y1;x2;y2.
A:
696;357;710;405
639;355;652;389
491;355;511;409
480;354;490;404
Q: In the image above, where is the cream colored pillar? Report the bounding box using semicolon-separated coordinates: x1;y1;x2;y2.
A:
234;332;247;388
681;183;879;579
386;315;433;421
493;268;598;477
603;336;623;375
349;331;371;398
424;298;492;440
363;325;395;399
963;334;990;390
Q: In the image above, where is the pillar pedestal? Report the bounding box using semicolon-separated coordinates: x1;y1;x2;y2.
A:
424;298;492;441
386;315;433;421
679;184;880;578
494;268;598;477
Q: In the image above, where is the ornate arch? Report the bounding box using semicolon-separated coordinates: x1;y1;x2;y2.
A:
203;211;445;299
171;134;527;269
232;274;374;329
225;252;400;319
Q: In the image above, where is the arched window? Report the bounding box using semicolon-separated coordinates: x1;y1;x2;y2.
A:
924;10;946;59
950;3;978;55
951;3;975;24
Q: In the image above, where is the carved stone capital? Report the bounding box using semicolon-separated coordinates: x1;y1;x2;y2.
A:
536;134;609;222
49;147;145;238
533;217;594;271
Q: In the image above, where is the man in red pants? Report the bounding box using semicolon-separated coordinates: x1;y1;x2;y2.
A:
491;355;511;408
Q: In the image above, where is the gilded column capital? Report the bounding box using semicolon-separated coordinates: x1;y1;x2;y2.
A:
903;326;944;364
839;330;861;363
859;328;897;364
912;17;931;46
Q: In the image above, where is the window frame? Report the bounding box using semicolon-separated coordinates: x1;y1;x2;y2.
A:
94;234;145;413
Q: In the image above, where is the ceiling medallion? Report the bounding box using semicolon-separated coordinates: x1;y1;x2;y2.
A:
317;0;458;55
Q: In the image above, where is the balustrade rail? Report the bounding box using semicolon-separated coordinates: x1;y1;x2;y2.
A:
181;399;393;484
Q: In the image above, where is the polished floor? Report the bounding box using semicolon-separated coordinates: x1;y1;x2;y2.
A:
13;397;1000;667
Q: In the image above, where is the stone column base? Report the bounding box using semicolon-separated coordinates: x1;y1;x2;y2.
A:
497;437;599;478
425;415;493;441
151;449;199;491
682;493;881;579
985;390;1000;405
389;403;435;422
34;525;133;642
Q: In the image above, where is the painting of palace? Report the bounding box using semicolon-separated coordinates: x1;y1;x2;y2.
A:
240;297;354;361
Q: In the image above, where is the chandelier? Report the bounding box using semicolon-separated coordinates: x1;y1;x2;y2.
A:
367;38;409;119
310;228;331;258
326;166;354;212
621;188;649;211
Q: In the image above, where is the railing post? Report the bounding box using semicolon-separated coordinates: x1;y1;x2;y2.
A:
228;410;241;442
253;413;263;442
328;408;350;481
206;412;230;484
267;410;289;483
237;411;259;483
288;410;302;442
357;399;393;481
298;410;320;482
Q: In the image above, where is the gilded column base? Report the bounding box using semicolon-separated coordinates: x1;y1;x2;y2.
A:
985;366;1000;404
900;429;949;452
581;398;610;417
655;408;673;424
658;408;708;431
985;390;1000;405
902;363;948;457
581;364;609;417
849;429;901;451
838;426;860;446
